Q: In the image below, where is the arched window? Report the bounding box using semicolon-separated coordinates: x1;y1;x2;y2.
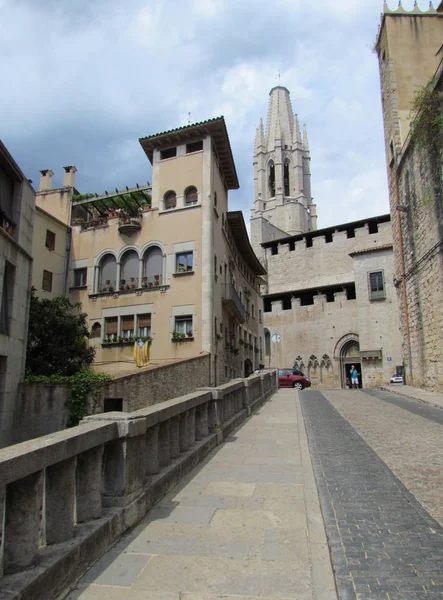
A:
98;254;117;292
185;186;198;206
143;246;163;286
284;160;290;197
91;322;101;338
120;250;139;288
164;190;176;210
268;161;275;197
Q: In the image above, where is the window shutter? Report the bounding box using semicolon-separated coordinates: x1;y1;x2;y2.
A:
138;314;151;328
121;316;134;331
105;317;118;335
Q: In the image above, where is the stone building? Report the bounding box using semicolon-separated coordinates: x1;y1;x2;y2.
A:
38;118;265;384
375;1;443;390
251;87;403;388
0;140;35;447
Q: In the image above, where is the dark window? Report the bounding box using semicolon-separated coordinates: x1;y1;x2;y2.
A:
346;228;355;239
269;162;275;197
0;262;14;335
284;162;290;196
185;186;198;206
91;322;101;338
104;317;118;342
42;270;53;292
73;267;87;287
104;398;123;412
137;313;151;338
214;191;217;206
282;296;291;310
160;147;177;160
325;232;333;243
176;252;193;272
271;245;278;256
346;284;357;300
186;140;203;154
174;315;192;335
368;271;385;300
368;221;378;234
0;165;14;225
306;237;313;248
45;230;55;251
164;191;177;210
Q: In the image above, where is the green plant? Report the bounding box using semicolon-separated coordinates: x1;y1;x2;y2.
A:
216;333;223;341
25;369;112;427
409;81;443;152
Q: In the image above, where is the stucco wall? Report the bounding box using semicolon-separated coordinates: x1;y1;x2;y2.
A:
97;354;210;412
12;383;71;444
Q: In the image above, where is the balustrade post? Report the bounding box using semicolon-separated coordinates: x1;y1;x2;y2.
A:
187;407;196;447
146;423;160;475
3;471;43;572
158;420;171;467
243;381;252;415
76;445;103;522
179;412;189;452
195;406;203;441
46;457;76;544
170;415;180;458
200;402;209;437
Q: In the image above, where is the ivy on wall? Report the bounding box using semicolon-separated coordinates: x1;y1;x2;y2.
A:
25;370;111;427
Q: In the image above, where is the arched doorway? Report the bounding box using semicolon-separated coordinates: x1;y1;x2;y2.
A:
244;358;253;378
334;334;362;388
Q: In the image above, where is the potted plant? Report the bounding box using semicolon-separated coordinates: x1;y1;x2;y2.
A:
154;274;160;283
187;330;193;337
109;285;114;292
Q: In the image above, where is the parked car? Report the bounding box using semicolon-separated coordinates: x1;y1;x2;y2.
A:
283;368;305;377
390;374;404;384
278;369;311;390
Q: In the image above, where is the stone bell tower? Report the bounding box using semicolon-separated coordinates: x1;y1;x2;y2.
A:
251;86;317;257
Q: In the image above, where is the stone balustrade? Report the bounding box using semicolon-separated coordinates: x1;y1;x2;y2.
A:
0;372;276;600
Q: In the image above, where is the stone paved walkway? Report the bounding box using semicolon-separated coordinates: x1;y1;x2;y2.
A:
302;389;443;600
65;389;337;600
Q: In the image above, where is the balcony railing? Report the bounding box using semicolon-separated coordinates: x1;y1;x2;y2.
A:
222;283;247;323
96;275;163;295
118;214;142;235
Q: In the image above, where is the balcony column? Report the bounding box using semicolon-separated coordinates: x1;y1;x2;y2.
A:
138;258;144;287
116;262;121;288
94;265;100;292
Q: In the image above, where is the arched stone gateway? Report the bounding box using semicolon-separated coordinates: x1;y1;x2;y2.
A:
244;358;253;378
334;333;362;389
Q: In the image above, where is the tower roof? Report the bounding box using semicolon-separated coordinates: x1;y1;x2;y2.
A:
266;86;294;151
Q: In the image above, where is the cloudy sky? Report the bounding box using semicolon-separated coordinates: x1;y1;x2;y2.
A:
0;0;430;230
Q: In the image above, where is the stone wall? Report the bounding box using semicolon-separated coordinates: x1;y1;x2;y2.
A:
12;384;71;444
97;353;210;412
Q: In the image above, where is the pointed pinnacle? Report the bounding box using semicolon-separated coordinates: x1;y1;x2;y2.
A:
293;114;302;144
303;124;309;151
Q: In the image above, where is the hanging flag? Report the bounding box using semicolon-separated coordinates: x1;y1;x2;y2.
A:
133;339;149;367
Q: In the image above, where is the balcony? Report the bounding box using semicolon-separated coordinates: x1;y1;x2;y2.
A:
118;214;142;236
222;283;247;323
93;275;164;296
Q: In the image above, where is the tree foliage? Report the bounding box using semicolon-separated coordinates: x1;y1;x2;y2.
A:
410;81;443;152
26;290;95;376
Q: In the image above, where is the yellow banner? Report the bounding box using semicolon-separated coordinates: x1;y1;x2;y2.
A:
133;339;149;367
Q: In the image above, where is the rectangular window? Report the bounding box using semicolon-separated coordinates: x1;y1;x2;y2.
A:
186;140;203;154
252;303;255;318
0;262;14;335
160;147;177;160
137;313;151;338
368;270;386;301
104;317;118;341
45;230;56;251
42;270;53;292
259;309;262;323
174;315;192;335
73;267;87;287
176;252;193;273
121;315;134;339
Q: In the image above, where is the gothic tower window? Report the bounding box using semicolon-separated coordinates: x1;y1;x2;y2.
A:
268;161;275;197
284;160;290;197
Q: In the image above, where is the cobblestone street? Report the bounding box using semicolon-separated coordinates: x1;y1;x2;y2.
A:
302;388;443;600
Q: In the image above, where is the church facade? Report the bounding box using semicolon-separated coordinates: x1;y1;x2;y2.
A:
252;86;403;388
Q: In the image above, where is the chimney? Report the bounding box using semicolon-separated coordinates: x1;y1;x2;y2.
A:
39;169;54;191
63;165;77;188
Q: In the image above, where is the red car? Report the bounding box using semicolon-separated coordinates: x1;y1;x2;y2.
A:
278;369;311;390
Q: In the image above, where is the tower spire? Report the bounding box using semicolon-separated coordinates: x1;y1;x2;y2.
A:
303;124;310;151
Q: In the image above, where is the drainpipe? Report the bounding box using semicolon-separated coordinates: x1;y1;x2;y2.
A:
393;166;413;385
63;227;72;295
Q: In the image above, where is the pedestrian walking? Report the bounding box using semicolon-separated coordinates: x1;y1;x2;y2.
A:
350;365;359;389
